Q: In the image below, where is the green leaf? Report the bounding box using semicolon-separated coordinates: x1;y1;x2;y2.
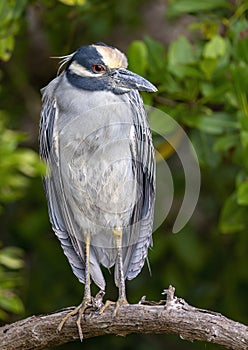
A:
0;0;27;25
231;18;248;63
168;36;196;67
0;120;45;206
200;58;218;79
0;34;15;61
183;112;240;135
219;193;248;233
0;247;24;269
167;36;199;78
143;36;165;71
237;181;248;205
240;130;248;148
231;65;248;120
58;0;86;4
190;20;219;40
203;35;226;59
0;0;27;61
127;40;148;76
15;149;45;177
199;82;231;104
213;134;239;153
167;0;229;17
235;35;248;63
0;291;24;315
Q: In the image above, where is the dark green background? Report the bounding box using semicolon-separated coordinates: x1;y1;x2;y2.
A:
0;0;247;349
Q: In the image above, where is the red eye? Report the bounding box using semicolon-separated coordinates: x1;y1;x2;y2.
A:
92;64;106;73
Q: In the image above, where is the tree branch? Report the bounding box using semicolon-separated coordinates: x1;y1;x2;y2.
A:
0;286;247;350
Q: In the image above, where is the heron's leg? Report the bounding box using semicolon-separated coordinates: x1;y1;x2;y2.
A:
57;233;92;341
100;228;128;316
82;232;91;302
114;227;128;304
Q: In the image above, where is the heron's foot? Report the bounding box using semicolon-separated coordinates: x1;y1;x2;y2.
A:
114;297;128;317
99;297;128;317
99;300;115;315
57;297;92;341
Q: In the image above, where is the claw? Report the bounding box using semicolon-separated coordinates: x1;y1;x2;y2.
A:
99;297;128;317
99;300;115;315
57;298;91;341
114;297;128;317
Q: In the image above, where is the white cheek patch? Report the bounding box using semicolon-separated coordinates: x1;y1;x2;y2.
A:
69;61;103;77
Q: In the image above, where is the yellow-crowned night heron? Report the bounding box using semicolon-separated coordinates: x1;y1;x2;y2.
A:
39;43;157;339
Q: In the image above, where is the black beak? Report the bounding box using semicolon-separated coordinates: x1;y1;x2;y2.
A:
111;68;157;93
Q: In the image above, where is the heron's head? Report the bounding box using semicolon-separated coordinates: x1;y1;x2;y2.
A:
65;43;157;94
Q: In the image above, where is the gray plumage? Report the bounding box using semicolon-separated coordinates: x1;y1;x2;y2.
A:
39;43;156;293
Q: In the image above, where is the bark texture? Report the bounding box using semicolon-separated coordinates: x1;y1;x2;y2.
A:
0;286;247;350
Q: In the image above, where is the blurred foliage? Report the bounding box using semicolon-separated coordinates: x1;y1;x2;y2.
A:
58;0;86;5
0;245;25;320
127;1;248;238
0;0;247;350
0;0;45;322
0;0;27;61
0;118;45;210
0;100;44;318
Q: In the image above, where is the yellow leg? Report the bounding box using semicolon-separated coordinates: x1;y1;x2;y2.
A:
114;228;128;302
57;233;91;341
100;227;128;316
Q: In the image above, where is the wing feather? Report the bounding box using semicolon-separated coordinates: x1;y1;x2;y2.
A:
119;90;155;282
39;78;87;285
